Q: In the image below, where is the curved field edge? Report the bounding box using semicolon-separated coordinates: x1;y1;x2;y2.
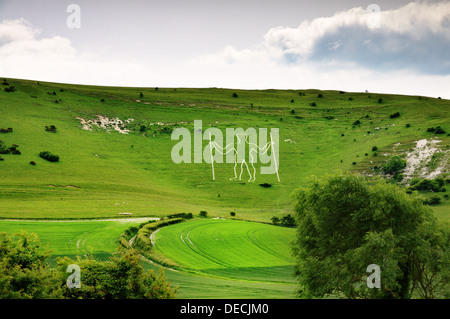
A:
0;218;154;259
151;218;297;284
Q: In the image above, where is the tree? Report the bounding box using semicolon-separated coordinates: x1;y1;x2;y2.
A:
382;156;406;175
291;172;449;299
0;232;63;299
57;248;177;299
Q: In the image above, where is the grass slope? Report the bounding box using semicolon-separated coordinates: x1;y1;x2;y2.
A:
0;78;448;221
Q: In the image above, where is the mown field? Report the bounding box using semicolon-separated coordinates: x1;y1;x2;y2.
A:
0;78;449;298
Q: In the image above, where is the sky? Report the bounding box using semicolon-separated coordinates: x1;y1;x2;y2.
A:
0;0;449;98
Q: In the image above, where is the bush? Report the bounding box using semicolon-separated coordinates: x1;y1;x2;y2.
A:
423;195;441;205
408;178;447;192
378;98;383;103
280;214;296;227
353;120;361;126
39;151;59;162
318;93;323;98
45;125;57;133
270;216;280;225
382;156;406;175
199;211;208;217
259;183;272;188
4;86;16;92
230;212;236;217
30;161;36;166
310;102;316;107
232;93;238;98
390;112;400;118
427;126;446;134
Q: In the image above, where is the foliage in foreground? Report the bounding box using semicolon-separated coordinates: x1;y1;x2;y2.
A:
291;173;449;299
0;231;176;299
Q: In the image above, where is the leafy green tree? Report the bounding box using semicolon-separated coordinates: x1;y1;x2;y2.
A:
0;232;63;299
57;248;177;299
382;155;406;175
291;173;449;299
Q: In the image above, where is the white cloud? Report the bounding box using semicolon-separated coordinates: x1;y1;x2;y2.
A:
198;1;450;75
0;18;157;86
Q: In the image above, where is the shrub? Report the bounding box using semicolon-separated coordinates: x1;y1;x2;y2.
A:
310;102;316;107
11;150;21;155
139;92;144;98
30;161;36;166
378;98;383;103
290;109;295;114
4;86;16;92
406;123;411;128
270;216;280;225
390;112;400;118
318;93;323;98
353;120;361;126
199;211;208;217
232;93;238;98
382;156;406;175
280;214;296;227
339;91;345;94
259;183;272;188
372;146;378;152
230;212;236;217
427;126;446;134
45;125;57;133
423;195;441;205
39;151;59;162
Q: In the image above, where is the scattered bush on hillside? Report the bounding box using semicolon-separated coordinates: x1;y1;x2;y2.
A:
406;123;411;128
382;156;406;177
423;195;441;205
232;93;238;98
259;183;272;188
45;125;57;133
280;214;296;227
4;86;16;92
339;91;345;94
408;178;446;192
310;102;316;107
2;79;9;85
0;157;3;161
199;211;208;217
30;161;36;166
348;97;353;101
318;93;323;98
270;216;280;225
230;212;236;217
291;99;295;103
324;116;334;120
390;112;400;118
427;126;446;134
378;98;383;103
39;151;59;162
290;109;295;114
353;120;361;126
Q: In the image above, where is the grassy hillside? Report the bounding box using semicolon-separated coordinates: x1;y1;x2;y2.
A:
1;78;448;222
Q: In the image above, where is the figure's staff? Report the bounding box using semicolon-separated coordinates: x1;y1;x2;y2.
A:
270;132;280;182
209;132;215;180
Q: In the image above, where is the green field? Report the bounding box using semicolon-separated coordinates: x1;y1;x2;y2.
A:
154;219;295;282
0;78;449;298
0;218;154;259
